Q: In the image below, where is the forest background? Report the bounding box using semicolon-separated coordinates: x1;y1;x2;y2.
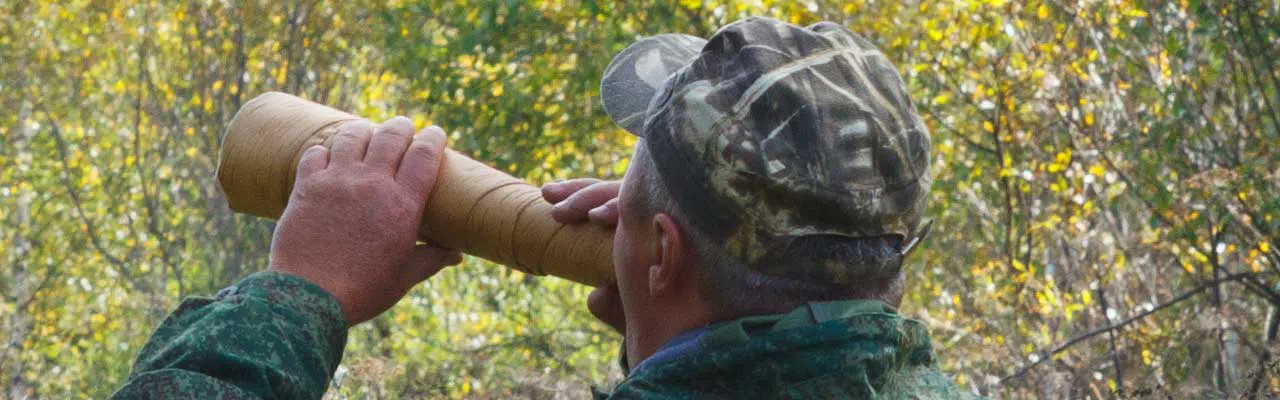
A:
1;0;1278;398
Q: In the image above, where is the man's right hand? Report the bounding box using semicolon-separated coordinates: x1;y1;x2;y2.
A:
270;118;462;327
542;179;626;334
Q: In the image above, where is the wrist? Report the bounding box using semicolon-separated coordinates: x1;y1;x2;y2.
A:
212;271;350;383
266;267;357;326
228;271;350;339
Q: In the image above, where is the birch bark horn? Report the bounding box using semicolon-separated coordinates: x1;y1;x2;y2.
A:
216;92;615;286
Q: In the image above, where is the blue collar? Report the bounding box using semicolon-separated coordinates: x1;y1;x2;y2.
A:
625;300;900;375
631;326;710;374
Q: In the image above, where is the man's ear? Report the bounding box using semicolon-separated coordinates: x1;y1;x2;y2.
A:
648;213;687;296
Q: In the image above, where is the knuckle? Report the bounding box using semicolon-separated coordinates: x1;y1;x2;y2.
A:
582;191;611;208
406;141;440;162
351;176;384;192
336;128;366;143
562;193;587;210
375;125;404;139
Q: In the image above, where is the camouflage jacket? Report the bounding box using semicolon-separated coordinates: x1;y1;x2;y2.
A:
113;273;977;399
112;272;347;400
597;300;982;399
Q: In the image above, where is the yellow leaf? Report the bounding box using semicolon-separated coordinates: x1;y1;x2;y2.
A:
1055;149;1072;164
928;28;944;41
983;121;995;132
1037;4;1050;19
1084;112;1095;126
1262;242;1272;253
933;92;951;105
1089;164;1105;177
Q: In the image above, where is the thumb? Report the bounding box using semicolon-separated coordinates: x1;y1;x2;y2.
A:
403;243;463;285
588;284;626;334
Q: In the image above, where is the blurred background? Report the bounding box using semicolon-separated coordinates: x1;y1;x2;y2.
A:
1;0;1277;398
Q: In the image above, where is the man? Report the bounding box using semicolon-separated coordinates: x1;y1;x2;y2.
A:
114;17;976;399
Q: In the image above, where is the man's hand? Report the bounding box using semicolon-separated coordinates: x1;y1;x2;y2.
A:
542;179;626;333
270;117;462;326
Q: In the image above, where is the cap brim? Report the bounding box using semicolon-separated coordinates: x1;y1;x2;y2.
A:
600;34;706;136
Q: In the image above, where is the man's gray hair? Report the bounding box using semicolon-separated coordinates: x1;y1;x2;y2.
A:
633;147;905;317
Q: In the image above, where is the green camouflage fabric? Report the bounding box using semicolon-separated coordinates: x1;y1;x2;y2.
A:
600;17;933;284
596;300;982;399
111;272;348;400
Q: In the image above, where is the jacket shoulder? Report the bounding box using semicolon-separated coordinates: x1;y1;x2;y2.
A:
881;366;985;399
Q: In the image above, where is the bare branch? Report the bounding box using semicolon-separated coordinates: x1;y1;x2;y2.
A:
37;104;146;292
1000;271;1276;385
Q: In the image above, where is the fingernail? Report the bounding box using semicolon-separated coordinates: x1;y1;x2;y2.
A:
390;115;412;125
415;126;445;145
381;116;413;134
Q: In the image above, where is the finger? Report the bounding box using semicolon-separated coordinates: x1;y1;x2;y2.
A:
330;120;376;166
587;284;626;333
541;178;602;204
296;145;330;179
365;116;414;172
551;181;621;224
396;126;448;198
587;198;620;227
402;243;464;284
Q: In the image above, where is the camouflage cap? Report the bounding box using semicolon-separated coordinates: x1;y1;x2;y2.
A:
600;17;932;283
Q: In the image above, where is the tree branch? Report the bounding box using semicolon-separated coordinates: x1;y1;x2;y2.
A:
999;271;1276;385
38;105;146;292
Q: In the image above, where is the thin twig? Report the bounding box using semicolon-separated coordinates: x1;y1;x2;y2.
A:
999;271;1275;385
38;105;146;292
1246;350;1272;399
1097;287;1124;393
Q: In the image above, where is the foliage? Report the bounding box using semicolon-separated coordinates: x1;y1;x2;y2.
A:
1;0;1276;398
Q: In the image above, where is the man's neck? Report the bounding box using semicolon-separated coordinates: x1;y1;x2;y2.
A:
626;302;714;371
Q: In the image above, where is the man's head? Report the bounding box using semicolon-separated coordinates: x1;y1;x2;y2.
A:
601;17;933;358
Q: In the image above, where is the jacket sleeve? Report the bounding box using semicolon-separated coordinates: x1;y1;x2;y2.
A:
111;271;349;400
